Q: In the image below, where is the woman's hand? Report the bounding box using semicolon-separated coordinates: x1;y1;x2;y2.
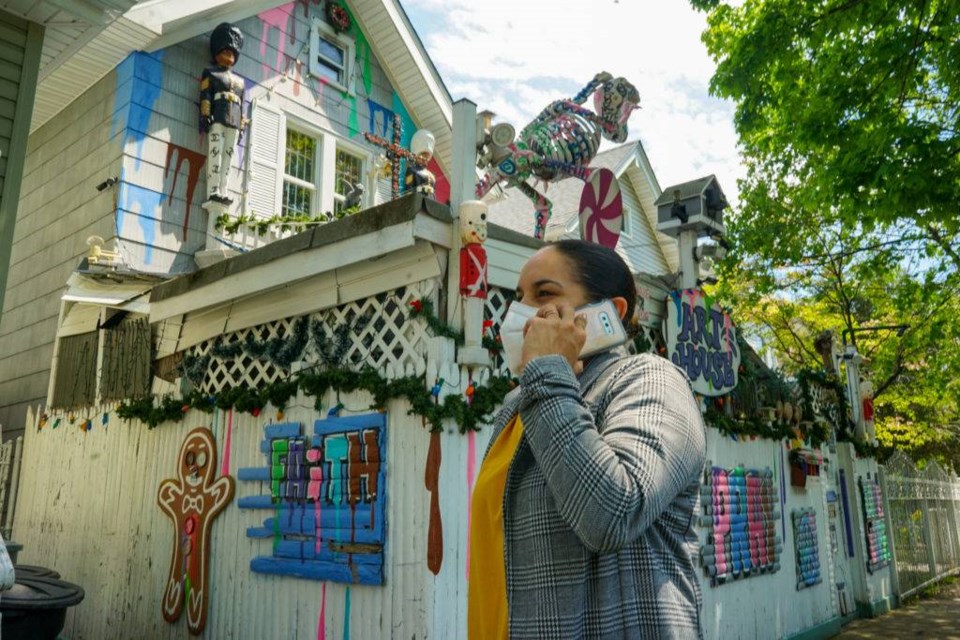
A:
521;303;588;373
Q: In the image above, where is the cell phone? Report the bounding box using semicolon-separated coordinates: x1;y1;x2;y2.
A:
576;299;628;358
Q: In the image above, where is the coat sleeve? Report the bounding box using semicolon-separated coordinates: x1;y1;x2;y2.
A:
518;353;706;553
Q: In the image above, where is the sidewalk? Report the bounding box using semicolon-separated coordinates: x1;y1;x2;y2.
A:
831;579;960;639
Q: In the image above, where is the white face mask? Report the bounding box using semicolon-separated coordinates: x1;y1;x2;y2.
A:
499;301;538;376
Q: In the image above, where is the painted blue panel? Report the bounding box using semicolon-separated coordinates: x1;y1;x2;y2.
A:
237;467;271;481
250;557;382;584
270;540;381;565
265;422;303;439
238;413;387;585
248;525;380;544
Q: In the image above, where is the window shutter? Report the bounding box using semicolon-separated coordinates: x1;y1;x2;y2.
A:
375;177;392;206
243;99;285;218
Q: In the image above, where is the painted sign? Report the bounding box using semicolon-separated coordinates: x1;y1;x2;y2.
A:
237;413;386;584
665;289;740;396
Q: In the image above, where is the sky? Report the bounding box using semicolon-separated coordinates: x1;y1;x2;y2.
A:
402;0;744;204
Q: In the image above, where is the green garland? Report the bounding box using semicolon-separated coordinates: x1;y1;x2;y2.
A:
704;405;831;448
215;204;361;237
116;365;515;432
796;369;855;438
408;298;465;344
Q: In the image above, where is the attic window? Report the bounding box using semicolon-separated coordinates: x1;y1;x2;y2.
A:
310;18;354;93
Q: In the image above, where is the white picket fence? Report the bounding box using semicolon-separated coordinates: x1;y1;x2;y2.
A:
884;451;960;599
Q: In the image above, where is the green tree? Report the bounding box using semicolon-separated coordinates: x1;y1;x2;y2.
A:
694;0;960;466
693;0;960;270
718;225;960;467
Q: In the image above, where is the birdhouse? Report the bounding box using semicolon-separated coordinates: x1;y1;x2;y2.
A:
655;175;728;238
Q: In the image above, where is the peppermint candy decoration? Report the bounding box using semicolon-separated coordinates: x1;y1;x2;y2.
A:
578;168;623;248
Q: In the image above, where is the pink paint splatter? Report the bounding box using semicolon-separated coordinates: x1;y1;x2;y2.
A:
220;409;233;477
259;4;295;80
317;582;327;640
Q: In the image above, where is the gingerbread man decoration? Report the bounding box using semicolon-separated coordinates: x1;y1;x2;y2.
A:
157;427;234;635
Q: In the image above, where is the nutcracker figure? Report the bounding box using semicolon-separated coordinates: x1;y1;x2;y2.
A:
404;129;437;196
200;23;245;209
459;201;488;299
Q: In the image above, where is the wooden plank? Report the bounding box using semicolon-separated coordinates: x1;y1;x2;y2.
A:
0;40;25;67
150;221;418;322
221;271;338;337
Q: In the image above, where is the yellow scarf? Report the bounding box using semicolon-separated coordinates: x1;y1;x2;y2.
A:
467;414;525;639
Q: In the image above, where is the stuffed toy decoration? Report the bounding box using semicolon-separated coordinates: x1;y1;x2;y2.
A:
459;200;488;299
405;129;437;196
200;22;245;209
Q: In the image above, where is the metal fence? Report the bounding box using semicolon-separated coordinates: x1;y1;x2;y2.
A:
883;451;960;599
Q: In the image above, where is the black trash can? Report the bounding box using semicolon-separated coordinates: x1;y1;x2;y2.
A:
12;564;61;579
0;574;85;640
4;540;23;564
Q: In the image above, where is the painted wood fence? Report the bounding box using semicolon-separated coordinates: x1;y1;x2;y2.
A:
16;394;496;640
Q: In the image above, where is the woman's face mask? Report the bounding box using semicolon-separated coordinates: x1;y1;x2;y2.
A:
499;301;538;376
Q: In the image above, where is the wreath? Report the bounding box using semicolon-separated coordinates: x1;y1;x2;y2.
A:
326;2;351;33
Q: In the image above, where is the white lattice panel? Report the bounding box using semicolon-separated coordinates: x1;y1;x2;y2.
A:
484;286;513;376
187;283;434;393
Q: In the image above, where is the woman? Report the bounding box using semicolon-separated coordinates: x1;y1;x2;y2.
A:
468;240;706;639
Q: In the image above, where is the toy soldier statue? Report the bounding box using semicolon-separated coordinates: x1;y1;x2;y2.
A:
404;129;437;196
200;23;245;209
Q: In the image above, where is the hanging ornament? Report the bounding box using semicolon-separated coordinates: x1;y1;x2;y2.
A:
326;2;351;33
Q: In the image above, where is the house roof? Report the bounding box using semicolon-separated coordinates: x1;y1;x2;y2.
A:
29;1;455;174
3;0;149;132
653;174;721;207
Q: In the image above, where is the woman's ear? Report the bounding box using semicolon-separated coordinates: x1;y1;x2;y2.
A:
612;296;629;320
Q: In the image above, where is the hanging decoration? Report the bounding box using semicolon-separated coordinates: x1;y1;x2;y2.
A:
157;427;234;635
364;114;430;199
475;71;639;244
237;415;386;584
698;465;782;587
326;2;351;33
792;508;822;590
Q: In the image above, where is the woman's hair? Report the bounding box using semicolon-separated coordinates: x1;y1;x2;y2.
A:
550;239;637;327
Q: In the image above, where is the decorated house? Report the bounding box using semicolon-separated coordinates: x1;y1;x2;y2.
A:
0;0;453;441
4;1;896;639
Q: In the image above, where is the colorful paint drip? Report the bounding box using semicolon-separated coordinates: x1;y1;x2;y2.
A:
698;465;782;586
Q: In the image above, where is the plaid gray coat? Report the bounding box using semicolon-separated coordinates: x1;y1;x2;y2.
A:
486;350;705;639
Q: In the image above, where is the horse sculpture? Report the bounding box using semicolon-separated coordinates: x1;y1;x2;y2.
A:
476;72;640;245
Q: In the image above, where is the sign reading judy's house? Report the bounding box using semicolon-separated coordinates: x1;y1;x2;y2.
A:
665;289;740;396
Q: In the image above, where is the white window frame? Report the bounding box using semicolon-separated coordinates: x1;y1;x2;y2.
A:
309;18;355;95
282;115;370;218
332;139;367;212
282;123;324;218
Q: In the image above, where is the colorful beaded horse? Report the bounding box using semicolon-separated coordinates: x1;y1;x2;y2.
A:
476;72;640;243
